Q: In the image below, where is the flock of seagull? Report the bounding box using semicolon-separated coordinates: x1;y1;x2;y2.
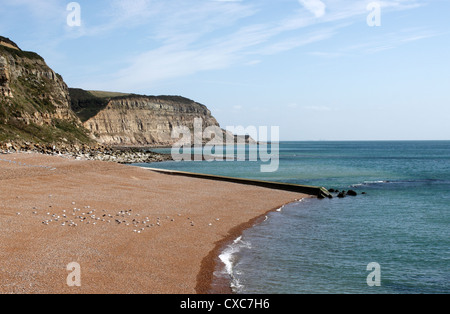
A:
27;201;220;234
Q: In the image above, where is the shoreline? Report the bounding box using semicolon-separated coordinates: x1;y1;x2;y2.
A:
0;152;309;294
195;202;305;294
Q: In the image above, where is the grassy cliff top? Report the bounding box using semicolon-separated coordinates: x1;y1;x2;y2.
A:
87;90;132;98
0;36;44;61
0;36;20;50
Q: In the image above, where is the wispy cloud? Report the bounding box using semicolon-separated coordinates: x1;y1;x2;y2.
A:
97;26;338;91
298;0;326;18
62;0;434;91
0;0;64;20
340;27;439;55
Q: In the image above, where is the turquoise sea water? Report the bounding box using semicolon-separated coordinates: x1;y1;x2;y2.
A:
136;141;450;294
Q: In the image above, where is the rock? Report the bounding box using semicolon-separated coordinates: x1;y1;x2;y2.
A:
347;190;358;196
0;139;172;163
337;191;347;198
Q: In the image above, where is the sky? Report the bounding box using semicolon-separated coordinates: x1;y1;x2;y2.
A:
0;0;449;141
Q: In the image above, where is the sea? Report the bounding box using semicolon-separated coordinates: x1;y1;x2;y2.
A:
135;141;450;294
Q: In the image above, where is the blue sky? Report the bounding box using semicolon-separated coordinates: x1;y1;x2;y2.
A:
0;0;449;140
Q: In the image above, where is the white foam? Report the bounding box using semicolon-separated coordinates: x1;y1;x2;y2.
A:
365;180;386;184
218;236;251;292
352;180;386;187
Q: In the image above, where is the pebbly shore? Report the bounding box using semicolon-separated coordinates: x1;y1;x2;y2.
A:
0;152;306;294
0;141;172;164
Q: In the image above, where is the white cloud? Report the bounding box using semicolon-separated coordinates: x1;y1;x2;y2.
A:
1;0;64;19
98;25;337;91
74;0;433;91
341;27;439;55
245;59;262;66
258;29;336;55
298;0;326;18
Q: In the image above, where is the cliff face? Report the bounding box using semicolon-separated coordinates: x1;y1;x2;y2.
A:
0;36;91;143
80;94;221;146
0;36;241;148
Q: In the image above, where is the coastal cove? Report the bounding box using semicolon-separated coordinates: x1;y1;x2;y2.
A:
2;0;450;297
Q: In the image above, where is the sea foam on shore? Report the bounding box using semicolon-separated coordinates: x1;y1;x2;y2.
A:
218;236;251;293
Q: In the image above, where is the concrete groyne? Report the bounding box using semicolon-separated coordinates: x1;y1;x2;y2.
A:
145;168;332;199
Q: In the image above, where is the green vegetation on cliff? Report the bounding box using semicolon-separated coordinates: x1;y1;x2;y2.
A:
0;36;44;61
0;118;91;144
0;37;92;144
68;88;111;123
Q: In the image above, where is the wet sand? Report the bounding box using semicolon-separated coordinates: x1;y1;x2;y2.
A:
0;152;308;294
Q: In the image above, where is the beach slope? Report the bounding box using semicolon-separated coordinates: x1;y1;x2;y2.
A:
0;153;307;294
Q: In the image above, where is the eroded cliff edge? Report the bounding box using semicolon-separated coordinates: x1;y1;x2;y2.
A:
1;36;250;150
0;36;91;144
70;89;223;147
